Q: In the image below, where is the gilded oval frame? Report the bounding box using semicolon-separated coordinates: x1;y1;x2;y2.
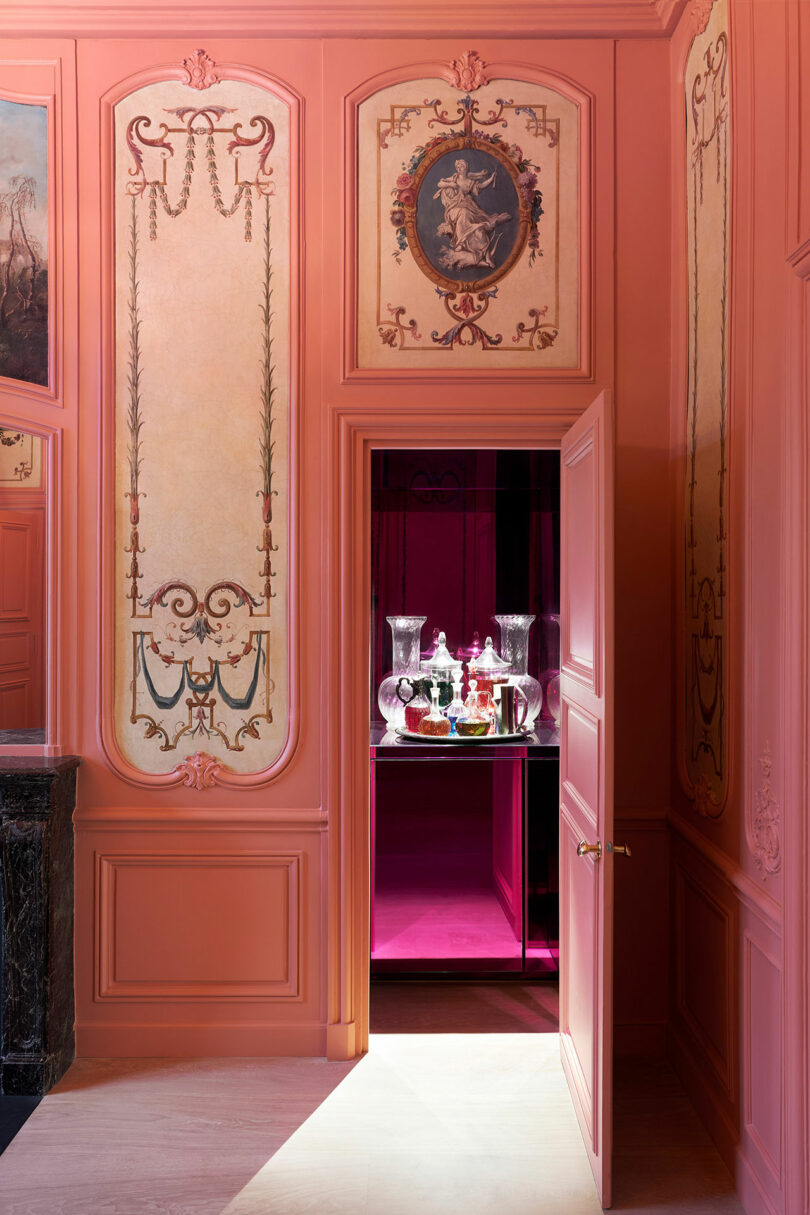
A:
402;135;531;293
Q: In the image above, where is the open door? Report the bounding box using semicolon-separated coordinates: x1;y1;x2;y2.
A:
558;390;614;1207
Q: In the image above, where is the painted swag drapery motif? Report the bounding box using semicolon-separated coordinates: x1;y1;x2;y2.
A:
113;70;290;778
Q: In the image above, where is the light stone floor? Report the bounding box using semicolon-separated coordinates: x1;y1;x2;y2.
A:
0;1034;744;1215
223;1034;603;1215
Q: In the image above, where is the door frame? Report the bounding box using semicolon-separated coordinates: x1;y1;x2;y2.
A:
325;399;589;1060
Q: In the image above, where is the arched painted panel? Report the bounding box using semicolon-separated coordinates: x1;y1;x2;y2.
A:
112;72;291;781
355;57;584;372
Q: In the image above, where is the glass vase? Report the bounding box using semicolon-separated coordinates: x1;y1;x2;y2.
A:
492;614;542;727
377;615;427;727
538;613;561;728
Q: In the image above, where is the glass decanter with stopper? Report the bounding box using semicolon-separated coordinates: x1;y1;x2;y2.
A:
443;679;466;735
420;630;462;708
467;635;512;698
419;685;451;737
456;678;495;737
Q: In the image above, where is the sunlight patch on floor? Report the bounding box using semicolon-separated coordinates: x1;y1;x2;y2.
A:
222;1033;602;1215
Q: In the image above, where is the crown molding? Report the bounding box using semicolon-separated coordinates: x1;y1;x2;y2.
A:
0;0;689;39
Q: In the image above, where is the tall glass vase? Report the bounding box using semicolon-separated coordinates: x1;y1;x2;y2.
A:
492;614;542;727
539;613;561;727
377;615;427;727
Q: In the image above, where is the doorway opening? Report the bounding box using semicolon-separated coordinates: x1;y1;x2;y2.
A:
367;448;561;1033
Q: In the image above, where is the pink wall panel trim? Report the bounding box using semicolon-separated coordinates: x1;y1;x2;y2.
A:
96;853;301;1000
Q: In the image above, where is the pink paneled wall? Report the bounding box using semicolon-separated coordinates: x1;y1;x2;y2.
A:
0;14;680;1071
666;1;808;1213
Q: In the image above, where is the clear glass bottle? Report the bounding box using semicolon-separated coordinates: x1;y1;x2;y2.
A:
419;686;451;736
492;614;542;727
377;615;427;727
443;679;466;735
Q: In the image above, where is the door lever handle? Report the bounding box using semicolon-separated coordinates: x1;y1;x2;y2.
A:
576;840;602;860
606;841;632;857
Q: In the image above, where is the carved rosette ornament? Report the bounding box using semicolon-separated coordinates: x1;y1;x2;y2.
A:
182;49;219;91
443;50;489;92
172;751;226;791
691;0;717;34
747;742;781;876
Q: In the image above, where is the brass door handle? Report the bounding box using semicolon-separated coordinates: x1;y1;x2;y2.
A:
576;840;602;860
606;842;632;857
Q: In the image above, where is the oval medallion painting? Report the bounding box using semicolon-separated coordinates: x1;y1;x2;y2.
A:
406;137;529;292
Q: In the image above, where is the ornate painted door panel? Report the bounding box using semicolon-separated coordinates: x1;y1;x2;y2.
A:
558;389;614;1206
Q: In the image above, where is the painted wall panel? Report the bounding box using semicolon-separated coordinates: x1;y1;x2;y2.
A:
112;75;291;778
357;66;582;370
682;0;730;818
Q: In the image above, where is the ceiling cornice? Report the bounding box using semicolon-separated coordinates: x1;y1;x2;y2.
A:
0;0;689;40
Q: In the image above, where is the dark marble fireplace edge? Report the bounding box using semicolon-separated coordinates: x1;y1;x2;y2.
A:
0;755;81;1097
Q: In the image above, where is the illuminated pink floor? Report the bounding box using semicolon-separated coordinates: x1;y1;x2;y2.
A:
372;881;521;960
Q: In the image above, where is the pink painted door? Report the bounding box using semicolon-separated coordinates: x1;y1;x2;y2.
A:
558;390;614;1206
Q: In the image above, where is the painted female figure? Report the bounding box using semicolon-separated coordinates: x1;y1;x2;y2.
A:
433;158;512;271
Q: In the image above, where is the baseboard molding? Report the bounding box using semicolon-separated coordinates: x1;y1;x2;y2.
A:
668;1020;739;1174
75;1021;327;1058
737;1144;782;1215
614;1019;667;1056
326;1021;357;1060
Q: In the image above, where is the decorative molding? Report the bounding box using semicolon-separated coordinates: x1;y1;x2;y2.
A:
746;742;781;877
443;50;489;93
690;0;716;35
0;2;691;39
787;236;810;281
171;751;226;791
74;805;327;830
96;852;301;1001
328;404;581;1058
669;809;782;930
181;48;218;91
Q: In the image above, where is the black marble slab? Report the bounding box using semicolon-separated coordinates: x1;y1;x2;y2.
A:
0;756;80;1097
